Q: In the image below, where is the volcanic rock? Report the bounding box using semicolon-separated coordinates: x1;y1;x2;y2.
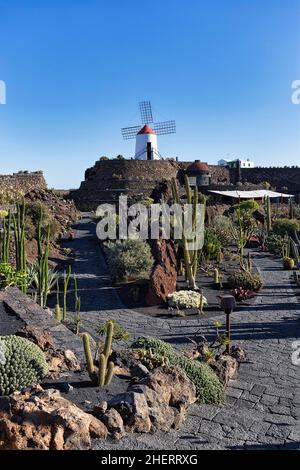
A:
146;239;177;305
0;386;107;450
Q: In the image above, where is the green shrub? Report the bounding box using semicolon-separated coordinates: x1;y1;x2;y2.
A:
228;269;263;291
293;205;300;220
265;233;285;255
106;239;154;281
234;199;260;213
203;228;221;260
132;336;224;404
96;319;130;342
25;202;59;241
0;335;48;395
0;263;27;289
273;218;300;237
210;216;233;247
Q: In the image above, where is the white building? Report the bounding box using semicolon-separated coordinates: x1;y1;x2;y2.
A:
218;158;255;168
135;125;160;160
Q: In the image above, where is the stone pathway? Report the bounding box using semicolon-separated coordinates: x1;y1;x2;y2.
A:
70;215;300;450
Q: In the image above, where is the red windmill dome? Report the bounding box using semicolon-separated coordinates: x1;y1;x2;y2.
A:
186;160;210;174
137;124;156;135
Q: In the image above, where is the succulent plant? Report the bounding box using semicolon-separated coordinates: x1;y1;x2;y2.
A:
132;336;224;404
167;290;208;310
0;335;48;396
228;270;263;292
82;320;115;387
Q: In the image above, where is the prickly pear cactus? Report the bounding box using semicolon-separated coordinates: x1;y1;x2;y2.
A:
0;335;48;396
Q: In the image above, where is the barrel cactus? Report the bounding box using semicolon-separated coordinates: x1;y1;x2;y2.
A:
0;335;48;396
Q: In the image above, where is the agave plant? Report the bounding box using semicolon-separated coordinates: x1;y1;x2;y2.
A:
27;262;58;306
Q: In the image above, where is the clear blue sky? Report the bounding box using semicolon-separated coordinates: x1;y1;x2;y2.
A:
0;0;299;188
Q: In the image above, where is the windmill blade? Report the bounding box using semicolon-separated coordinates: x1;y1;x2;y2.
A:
121;125;142;140
139;101;153;124
153;120;176;136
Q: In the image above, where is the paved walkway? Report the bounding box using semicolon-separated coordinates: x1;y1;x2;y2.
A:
71;215;300;450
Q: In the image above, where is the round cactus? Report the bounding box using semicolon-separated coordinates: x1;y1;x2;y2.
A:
0;335;48;396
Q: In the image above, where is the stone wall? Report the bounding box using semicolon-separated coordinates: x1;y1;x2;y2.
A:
0;171;47;200
70;158;300;211
240;167;300;192
71;159;232;210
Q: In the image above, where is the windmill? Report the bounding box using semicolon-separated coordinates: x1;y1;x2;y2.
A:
121;101;176;160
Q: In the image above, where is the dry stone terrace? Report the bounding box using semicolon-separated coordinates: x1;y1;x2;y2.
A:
67;215;300;450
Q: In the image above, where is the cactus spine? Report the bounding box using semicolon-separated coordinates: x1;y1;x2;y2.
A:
82;321;115;387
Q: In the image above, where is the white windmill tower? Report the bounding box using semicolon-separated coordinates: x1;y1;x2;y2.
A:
121;101;176;160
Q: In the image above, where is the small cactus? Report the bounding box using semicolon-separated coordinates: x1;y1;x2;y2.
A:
103;320;113;358
82;332;95;380
105;361;115;386
55;304;61;322
55;278;61;322
82;322;115;387
98;353;107;387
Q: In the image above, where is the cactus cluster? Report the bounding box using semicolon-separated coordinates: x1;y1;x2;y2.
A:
171;176;206;290
132;336;224;404
82;321;115;387
0;202;28;293
0;335;48;396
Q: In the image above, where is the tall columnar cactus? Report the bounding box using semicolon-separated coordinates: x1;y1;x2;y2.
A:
265;196;272;235
13;199;27;293
62;265;71;321
82;332;95;380
290;238;300;268
82;321;115;387
55;278;61;322
1;210;11;264
73;275;81;335
289;197;294;220
37;210;51;307
282;235;290;259
171;177;206;290
103;319;113;358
